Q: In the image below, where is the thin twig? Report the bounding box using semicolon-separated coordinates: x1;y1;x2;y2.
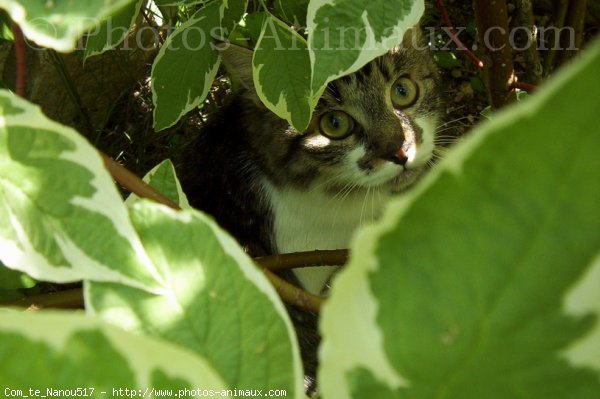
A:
11;23;26;97
101;153;181;210
511;81;537;92
256;249;348;271
436;0;484;69
141;9;164;45
262;269;324;312
1;248;337;312
2;288;84;310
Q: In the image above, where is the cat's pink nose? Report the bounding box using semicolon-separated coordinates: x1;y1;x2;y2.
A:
388;148;408;166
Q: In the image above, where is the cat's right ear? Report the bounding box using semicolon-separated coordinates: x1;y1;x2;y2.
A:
216;43;257;96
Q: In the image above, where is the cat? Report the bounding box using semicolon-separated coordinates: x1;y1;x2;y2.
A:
177;28;443;393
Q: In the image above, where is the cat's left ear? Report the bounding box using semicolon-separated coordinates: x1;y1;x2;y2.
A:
216;43;258;96
401;25;424;48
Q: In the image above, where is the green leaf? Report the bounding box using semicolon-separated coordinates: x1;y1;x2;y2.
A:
0;311;227;393
274;0;309;27
83;0;144;59
0;0;136;52
480;105;492;119
470;76;485;93
151;2;222;131
0;10;12;41
86;201;303;396
151;0;247;130
244;11;268;44
434;51;462;70
0;90;161;290
125;159;190;209
307;0;423;92
254;15;316;131
320;38;600;399
0;262;35;289
224;0;249;30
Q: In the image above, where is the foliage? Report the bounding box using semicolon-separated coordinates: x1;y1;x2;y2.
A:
1;0;600;398
149;0;423;130
0;90;302;396
0;0;137;51
320;38;600;398
0;311;229;395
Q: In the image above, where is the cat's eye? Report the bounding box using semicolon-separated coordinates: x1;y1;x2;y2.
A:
391;77;419;108
319;111;354;139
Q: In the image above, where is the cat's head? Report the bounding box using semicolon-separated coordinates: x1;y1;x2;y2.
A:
219;30;442;194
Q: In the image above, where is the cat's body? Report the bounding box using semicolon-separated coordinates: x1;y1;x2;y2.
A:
177;32;443;392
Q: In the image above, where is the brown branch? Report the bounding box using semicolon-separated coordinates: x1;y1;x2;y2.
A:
436;0;484;69
0;250;340;312
11;23;26;97
2;288;84;310
262;269;324;312
99;153;341;312
101;153;182;210
473;0;517;109
255;249;348;271
511;81;537;92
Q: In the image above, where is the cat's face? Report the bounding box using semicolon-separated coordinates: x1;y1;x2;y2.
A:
220;36;442;194
299;45;442;193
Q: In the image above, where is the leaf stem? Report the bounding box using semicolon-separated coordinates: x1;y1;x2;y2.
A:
436;0;484;69
11;22;26;97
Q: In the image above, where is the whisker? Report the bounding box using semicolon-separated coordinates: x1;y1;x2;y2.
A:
436;116;473;129
360;186;370;226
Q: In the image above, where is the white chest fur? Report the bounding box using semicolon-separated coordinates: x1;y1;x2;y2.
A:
262;180;389;295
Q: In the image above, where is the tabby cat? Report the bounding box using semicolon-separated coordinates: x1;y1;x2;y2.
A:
177;28;443;392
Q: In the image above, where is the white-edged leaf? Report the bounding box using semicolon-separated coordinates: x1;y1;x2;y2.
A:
0;90;162;291
0;310;227;393
86;201;303;397
83;0;144;59
125;159;190;209
151;0;247;131
151;2;221;131
307;0;423;92
563;255;600;372
254;15;318;131
0;0;136;52
319;37;600;399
